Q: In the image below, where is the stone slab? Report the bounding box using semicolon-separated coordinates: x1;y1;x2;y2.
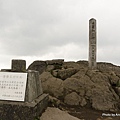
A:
0;94;49;120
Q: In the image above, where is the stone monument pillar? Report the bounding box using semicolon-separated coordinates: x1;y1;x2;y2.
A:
89;18;97;69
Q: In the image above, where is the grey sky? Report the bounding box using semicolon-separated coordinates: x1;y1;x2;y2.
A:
0;0;120;68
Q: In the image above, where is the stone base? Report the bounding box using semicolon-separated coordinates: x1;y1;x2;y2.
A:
0;94;49;120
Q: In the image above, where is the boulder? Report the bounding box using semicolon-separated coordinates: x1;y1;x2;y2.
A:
57;68;79;80
115;87;120;96
46;65;55;72
49;96;61;107
90;72;110;86
97;117;113;120
63;71;119;111
71;68;87;79
27;61;46;74
80;98;87;107
90;88;118;111
77;60;88;68
46;59;64;70
86;72;119;111
40;72;63;98
52;70;58;77
42;78;63;98
63;62;80;69
39;72;53;82
46;59;64;65
64;92;81;106
109;74;120;85
63;76;93;95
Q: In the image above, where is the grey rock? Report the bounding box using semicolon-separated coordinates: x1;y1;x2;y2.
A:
40;72;63;98
71;69;87;79
91;89;117;111
40;107;81;120
39;60;120;111
57;68;79;80
46;59;64;65
77;60;88;68
63;62;80;69
40;72;53;83
27;61;46;74
46;65;55;72
115;87;120;96
80;98;87;107
87;72;119;111
63;76;92;95
79;88;85;96
64;92;81;106
63;71;119;111
49;96;61;107
109;73;120;85
52;70;58;77
97;117;113;120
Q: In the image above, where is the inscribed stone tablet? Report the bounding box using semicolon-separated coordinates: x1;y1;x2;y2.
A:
0;72;27;101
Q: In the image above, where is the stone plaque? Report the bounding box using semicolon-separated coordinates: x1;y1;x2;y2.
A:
0;72;27;101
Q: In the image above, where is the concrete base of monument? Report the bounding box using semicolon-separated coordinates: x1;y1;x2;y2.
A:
0;93;49;120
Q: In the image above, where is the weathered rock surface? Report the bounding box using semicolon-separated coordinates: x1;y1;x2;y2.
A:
115;87;120;96
29;60;120;111
27;61;46;74
46;59;64;65
97;117;114;120
40;72;64;98
40;107;81;120
49;96;61;107
57;68;79;80
46;65;55;72
64;92;81;106
63;61;81;69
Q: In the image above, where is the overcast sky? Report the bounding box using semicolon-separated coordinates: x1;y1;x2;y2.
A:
0;0;120;69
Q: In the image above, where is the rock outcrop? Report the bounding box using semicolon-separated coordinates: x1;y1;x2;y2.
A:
28;60;120;112
27;61;47;74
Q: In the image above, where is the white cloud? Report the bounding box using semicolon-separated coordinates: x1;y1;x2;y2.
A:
1;0;120;69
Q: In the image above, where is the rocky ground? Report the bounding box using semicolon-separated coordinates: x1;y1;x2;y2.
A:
40;107;80;120
40;106;120;120
28;59;120;119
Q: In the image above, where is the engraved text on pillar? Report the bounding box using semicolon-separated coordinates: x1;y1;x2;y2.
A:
89;18;97;69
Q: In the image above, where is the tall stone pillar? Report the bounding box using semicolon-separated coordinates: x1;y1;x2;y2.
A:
89;18;97;69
